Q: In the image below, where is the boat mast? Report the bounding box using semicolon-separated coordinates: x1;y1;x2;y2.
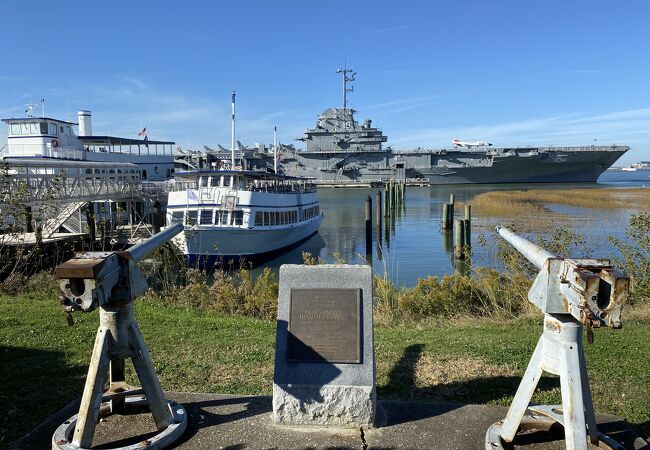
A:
273;126;278;173
231;91;236;169
336;64;356;111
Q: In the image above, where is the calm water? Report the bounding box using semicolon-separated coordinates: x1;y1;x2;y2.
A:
253;171;649;286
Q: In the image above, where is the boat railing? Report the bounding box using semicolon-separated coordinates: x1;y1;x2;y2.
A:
83;143;174;157
169;180;316;194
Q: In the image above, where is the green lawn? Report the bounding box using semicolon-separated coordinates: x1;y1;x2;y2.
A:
1;293;648;447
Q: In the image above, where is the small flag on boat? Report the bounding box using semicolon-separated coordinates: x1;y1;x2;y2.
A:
187;189;198;201
138;126;148;140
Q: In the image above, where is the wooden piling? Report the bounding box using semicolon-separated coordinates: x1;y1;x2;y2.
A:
463;219;471;250
454;219;465;259
449;194;455;229
365;196;372;246
442;203;450;230
375;191;383;259
463;204;471;250
375;191;382;232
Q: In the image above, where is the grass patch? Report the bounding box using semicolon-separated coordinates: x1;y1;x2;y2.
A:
470;187;649;230
1;293;648;446
472;187;650;217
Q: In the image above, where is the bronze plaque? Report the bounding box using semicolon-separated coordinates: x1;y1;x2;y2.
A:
287;288;361;363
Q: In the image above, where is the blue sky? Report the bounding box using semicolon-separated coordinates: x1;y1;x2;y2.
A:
2;0;649;164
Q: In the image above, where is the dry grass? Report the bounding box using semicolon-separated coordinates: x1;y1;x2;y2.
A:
415;354;514;387
471;188;650;219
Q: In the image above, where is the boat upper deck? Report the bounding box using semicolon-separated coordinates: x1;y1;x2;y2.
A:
171;170;317;193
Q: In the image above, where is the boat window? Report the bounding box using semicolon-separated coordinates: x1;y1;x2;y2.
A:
85;169;93;174
223;176;230;187
270;212;276;226
231;210;243;226
66;126;71;136
210;176;219;187
10;124;20;135
215;210;226;225
255;211;263;226
200;210;213;225
186;210;198;225
60;126;64;133
49;123;58;135
166;168;171;177
200;177;208;187
21;123;30;135
170;211;184;225
39;122;48;134
264;212;270;226
29;123;39;134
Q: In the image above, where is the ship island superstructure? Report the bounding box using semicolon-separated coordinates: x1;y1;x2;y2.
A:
278;69;629;184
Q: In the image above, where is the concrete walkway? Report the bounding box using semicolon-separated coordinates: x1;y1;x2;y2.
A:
10;392;647;450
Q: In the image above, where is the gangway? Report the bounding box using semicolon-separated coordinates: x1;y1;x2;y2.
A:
1;159;168;243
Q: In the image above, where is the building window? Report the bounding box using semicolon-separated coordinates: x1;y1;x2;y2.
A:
231;210;243;226
200;210;213;225
215;210;226;225
171;211;184;225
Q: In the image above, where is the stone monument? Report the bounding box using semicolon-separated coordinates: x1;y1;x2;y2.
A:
272;264;376;428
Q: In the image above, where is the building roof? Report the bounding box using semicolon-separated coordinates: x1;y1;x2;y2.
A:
1;117;78;125
78;136;175;146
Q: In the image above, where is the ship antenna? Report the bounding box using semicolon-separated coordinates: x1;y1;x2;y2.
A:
336;63;356;111
231;90;236;169
273;126;278;174
25;103;36;118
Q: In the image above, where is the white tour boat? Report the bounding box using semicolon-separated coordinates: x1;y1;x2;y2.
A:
166;170;323;266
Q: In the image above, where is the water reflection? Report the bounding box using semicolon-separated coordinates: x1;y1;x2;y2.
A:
253;172;646;286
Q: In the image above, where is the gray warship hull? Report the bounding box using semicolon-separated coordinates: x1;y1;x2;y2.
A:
280;145;628;184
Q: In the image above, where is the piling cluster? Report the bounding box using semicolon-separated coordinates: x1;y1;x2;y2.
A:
364;179;407;260
441;194;472;263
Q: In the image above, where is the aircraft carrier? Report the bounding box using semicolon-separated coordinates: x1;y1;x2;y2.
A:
278;69;629;185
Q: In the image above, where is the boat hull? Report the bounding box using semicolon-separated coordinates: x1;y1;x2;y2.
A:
174;215;323;267
280;147;628;185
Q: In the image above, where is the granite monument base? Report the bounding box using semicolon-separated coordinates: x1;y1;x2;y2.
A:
272;264;376;428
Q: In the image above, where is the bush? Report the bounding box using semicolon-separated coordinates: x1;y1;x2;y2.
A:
609;212;650;305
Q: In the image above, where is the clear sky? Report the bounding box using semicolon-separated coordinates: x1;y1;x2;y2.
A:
2;0;649;164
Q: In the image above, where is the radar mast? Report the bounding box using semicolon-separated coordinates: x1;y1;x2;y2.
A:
336;64;356;111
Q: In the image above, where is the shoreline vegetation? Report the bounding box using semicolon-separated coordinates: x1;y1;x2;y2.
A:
0;189;649;444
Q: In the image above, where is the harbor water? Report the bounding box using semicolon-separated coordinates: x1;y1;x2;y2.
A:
252;171;648;286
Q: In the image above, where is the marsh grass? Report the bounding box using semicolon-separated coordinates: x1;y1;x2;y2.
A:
472;187;649;219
